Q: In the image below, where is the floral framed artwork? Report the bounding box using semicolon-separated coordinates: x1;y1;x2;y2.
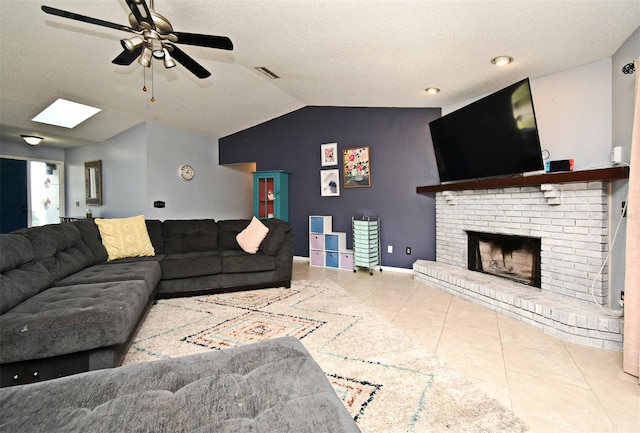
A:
320;169;340;197
321;142;338;166
343;146;371;188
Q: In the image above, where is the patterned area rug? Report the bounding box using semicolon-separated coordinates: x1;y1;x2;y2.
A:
123;279;528;433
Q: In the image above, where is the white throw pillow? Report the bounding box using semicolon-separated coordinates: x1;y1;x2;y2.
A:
236;216;270;254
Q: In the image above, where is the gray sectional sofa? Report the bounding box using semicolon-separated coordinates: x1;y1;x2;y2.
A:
0;336;361;433
0;217;294;387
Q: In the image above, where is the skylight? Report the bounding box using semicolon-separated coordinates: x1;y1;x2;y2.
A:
31;99;101;128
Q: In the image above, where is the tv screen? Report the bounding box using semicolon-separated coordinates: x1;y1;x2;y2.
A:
429;78;544;183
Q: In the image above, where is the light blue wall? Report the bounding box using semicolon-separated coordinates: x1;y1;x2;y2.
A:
63;121;253;220
64;123;147;218
145;121;253;221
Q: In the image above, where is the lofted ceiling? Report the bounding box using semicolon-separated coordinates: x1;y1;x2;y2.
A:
0;0;638;148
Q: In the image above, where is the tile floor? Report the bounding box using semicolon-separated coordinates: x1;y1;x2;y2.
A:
293;261;640;433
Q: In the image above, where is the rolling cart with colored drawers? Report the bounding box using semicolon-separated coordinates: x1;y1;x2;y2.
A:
352;215;381;275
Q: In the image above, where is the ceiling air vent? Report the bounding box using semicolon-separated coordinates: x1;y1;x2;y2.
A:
254;66;280;79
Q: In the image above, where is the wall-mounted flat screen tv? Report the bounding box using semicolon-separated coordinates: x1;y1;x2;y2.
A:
429;77;544;183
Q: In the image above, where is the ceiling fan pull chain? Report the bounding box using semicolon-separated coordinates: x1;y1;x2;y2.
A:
150;62;156;103
142;66;147;92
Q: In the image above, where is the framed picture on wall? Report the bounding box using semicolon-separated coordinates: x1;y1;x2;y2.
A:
343;146;371;188
320;169;340;197
321;142;338;166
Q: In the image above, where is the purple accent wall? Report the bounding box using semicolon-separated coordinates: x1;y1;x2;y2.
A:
219;106;440;268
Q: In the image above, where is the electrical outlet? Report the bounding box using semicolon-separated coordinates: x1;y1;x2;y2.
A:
406;247;411;255
75;200;80;207
387;245;393;254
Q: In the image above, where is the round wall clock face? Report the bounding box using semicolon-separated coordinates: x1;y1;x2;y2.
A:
178;164;195;181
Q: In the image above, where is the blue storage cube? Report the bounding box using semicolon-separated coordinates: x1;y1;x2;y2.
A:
310;217;325;233
326;251;339;268
325;234;339;251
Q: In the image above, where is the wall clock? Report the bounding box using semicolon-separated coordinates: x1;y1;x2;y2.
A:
178;164;195;181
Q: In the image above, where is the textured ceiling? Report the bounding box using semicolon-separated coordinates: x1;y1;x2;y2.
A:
0;0;638;148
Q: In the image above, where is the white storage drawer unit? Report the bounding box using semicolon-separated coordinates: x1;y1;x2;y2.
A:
352;215;381;275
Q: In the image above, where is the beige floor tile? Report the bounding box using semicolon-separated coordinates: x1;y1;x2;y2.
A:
587;375;640;421
439;320;503;353
497;314;570;354
519;413;591;433
296;264;636;432
608;413;640;433
436;340;508;386
508;370;616;432
503;343;589;389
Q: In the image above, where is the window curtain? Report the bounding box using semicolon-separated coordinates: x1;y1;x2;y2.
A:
623;59;640;380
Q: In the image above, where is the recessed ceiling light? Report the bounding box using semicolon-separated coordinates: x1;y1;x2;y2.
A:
425;87;440;94
32;98;101;129
491;56;514;66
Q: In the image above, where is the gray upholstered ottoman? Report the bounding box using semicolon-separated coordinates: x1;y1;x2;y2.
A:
0;337;360;433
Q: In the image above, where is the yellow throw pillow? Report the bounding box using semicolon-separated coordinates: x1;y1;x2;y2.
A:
94;215;155;261
236;216;270;254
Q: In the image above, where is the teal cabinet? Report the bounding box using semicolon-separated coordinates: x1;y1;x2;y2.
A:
253;171;289;221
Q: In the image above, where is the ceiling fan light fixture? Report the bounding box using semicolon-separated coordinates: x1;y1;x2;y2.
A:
150;39;164;58
121;36;144;52
163;48;176;68
21;135;43;146
491;56;514;66
138;46;153;67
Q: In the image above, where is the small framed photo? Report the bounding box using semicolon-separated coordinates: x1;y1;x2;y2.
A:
321;142;338;166
343;146;371;188
320;169;340;197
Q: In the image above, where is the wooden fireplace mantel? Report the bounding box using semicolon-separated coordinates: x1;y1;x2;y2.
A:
416;166;629;194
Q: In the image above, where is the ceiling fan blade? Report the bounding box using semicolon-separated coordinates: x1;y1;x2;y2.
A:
124;0;155;29
41;5;131;32
173;32;233;51
167;44;211;79
112;46;143;65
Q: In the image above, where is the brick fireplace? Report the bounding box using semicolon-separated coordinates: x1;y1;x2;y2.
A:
414;168;629;350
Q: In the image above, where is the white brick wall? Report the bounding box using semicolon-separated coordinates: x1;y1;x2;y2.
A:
435;181;609;305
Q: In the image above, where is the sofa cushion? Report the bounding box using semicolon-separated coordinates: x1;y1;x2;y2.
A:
217;220;249;250
0;280;151;364
95;215;155;261
221;250;276;274
19;223;96;283
53;261;161;297
162;219;218;254
72;219;108;262
145;219;164;254
160;251;222;280
260;218;293;256
0;234;51;314
236;216;270;254
0;337;361;433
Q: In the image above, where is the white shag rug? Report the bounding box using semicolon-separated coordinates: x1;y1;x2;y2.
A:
123;279;528;433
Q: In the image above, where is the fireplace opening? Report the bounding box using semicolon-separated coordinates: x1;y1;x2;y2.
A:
467;231;541;288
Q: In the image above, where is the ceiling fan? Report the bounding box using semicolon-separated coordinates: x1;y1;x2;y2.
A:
41;0;233;79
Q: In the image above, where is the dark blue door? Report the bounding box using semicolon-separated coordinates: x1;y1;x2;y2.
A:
0;158;28;233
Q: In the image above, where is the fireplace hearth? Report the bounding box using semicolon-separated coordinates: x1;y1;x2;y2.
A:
467;231;541;288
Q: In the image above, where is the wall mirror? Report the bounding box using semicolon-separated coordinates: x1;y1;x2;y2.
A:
85;160;102;205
